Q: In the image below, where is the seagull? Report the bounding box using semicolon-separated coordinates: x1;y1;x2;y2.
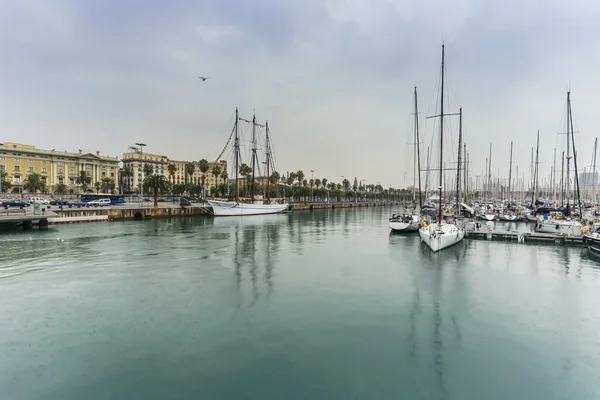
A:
198;76;210;81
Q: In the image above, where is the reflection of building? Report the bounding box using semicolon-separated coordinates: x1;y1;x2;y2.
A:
579;172;598;189
0;142;119;192
121;151;169;191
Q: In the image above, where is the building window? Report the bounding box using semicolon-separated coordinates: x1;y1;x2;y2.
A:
14;166;20;172
28;159;34;163
41;177;47;183
102;172;106;177
13;175;21;183
14;158;20;162
58;177;64;184
58;169;63;174
110;173;115;177
42;168;47;173
42;161;47;164
69;169;74;174
28;167;34;172
0;156;4;160
70;178;75;185
57;162;64;166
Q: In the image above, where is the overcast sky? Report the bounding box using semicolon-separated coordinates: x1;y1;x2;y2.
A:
1;0;598;188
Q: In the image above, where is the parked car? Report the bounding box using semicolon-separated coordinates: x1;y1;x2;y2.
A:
3;200;31;208
29;197;50;205
85;198;111;207
50;199;70;206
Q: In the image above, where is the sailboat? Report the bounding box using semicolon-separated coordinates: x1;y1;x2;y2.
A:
208;109;289;216
499;141;519;221
390;86;423;232
418;45;465;252
534;92;584;236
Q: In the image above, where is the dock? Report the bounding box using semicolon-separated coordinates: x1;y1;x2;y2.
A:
465;230;585;245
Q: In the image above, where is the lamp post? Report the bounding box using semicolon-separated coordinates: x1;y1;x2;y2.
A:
135;143;146;205
341;175;345;203
310;169;314;201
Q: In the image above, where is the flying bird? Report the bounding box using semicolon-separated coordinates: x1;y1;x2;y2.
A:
198;76;210;81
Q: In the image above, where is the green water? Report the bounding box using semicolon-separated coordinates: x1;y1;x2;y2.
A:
1;207;600;399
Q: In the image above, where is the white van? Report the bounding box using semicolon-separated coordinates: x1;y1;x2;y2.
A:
29;197;50;205
86;198;111;207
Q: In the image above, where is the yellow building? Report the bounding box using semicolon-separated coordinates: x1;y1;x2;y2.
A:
0;142;119;193
168;160;228;189
121;151;169;192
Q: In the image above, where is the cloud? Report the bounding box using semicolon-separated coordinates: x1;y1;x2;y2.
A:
0;0;598;188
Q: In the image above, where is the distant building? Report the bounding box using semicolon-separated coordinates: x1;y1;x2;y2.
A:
121;151;169;191
579;172;598;189
0;142;119;193
168;159;228;189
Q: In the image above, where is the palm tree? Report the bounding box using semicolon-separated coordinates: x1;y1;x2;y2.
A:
143;175;170;207
322;178;327;188
167;163;177;185
75;170;91;194
0;170;11;193
220;170;228;196
211;165;222;194
143;163;154;177
94;181;102;193
314;178;321;189
185;163;196;185
296;170;304;186
198;159;209;195
54;183;68;195
120;165;133;192
24;173;45;194
101;177;116;193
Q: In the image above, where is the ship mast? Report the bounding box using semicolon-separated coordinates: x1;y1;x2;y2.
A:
234;108;240;202
455;108;462;216
568;91;583;218
414;86;423;209
508;141;513;203
437;45;445;223
265;121;271;202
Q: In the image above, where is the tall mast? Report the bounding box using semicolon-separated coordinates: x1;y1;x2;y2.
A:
561;151;565;206
265;121;271;202
464;145;468;203
437;44;445;224
566;92;571;207
552;148;557;203
488;143;492;201
569;92;583;218
250;114;257;201
455;107;463;216
532;131;539;206
424;146;431;200
508;141;513;203
414;86;423;209
234;108;240;202
592;138;598;203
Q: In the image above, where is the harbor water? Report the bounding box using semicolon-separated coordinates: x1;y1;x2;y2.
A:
1;207;599;399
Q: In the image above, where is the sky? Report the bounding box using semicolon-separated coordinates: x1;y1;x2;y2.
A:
1;0;599;189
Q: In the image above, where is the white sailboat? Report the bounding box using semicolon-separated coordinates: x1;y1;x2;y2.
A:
208;109;289;217
390;86;424;232
419;44;465;252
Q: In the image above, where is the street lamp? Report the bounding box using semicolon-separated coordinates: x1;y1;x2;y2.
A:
341;175;345;203
134;143;146;206
310;169;314;201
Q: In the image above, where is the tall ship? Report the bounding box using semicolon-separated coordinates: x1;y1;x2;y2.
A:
207;109;288;216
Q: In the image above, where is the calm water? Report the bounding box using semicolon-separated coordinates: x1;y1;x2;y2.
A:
1;207;600;399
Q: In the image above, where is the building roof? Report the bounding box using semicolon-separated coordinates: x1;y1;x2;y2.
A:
0;142;119;162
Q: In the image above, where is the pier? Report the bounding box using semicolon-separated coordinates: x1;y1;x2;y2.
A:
465;230;585;245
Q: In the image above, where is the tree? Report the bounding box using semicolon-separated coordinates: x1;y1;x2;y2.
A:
322;178;328;189
143;164;154;177
185;163;196;184
286;172;296;186
314;178;321;189
220;169;228;195
296;170;304;185
75;171;91;194
120;166;133;192
167;163;177;184
198;159;210;195
172;183;186;195
239;163;251;179
24;173;45;194
353;177;358;192
0;170;11;193
212;165;222;190
54;183;68;195
270;171;280;185
143;174;170;207
101;177;116;193
94;181;102;193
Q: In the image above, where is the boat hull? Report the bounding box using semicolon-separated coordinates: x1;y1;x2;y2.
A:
585;233;600;253
208;200;289;216
534;219;584;237
419;223;465;252
478;214;496;221
389;220;420;232
498;214;518;221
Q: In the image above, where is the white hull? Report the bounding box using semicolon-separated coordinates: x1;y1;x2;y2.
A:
419;223;465;252
498;214;519;221
478;214;496;221
584;233;600;253
208;200;288;216
389;220;420;232
535;219;584;236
